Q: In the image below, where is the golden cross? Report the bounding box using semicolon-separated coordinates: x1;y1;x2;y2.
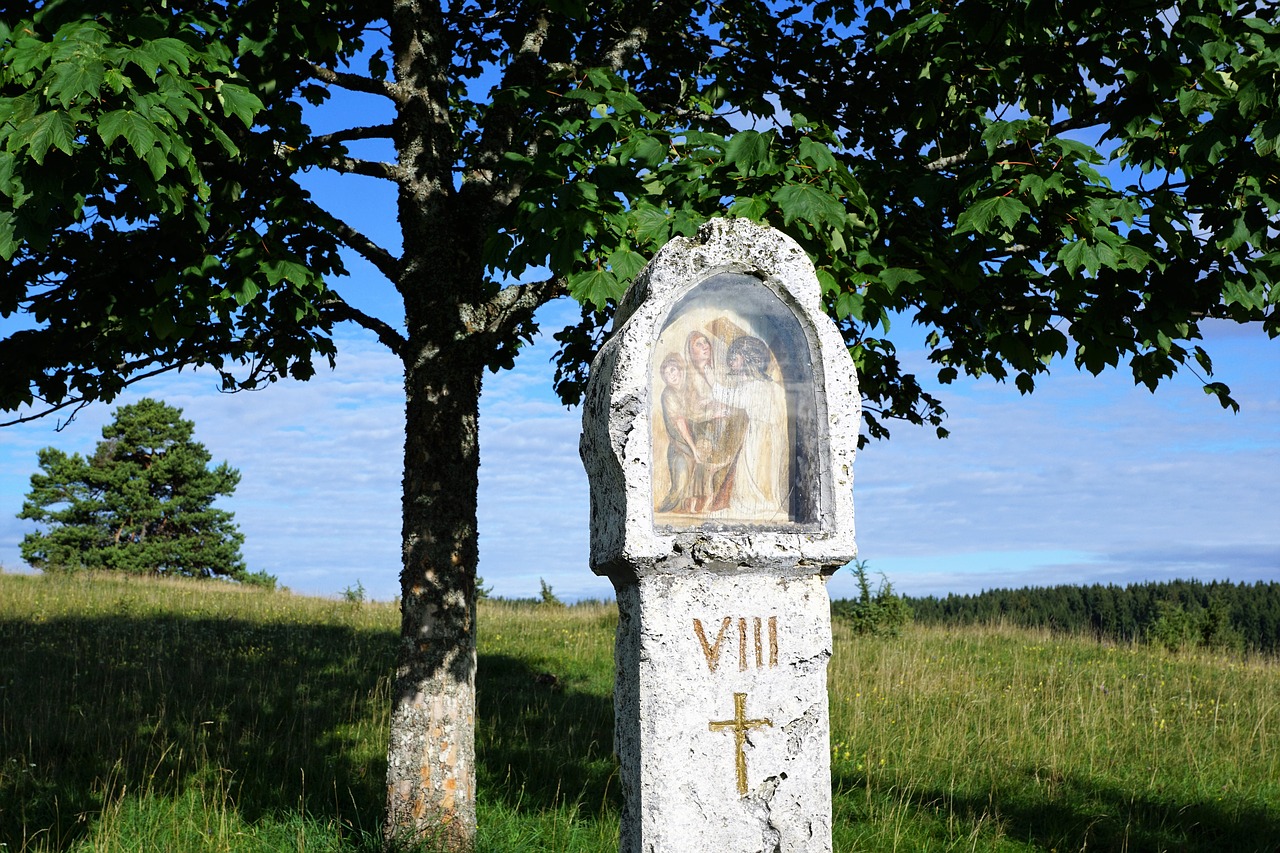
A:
708;692;773;795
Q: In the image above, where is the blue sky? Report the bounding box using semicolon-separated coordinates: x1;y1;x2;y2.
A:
2;296;1276;602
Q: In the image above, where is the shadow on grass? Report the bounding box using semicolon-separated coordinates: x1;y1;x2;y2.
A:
1;610;619;851
0;611;398;850
832;763;1280;852
475;653;619;817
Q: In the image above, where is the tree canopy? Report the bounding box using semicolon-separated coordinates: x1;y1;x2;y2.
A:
2;0;1277;848
4;1;1274;435
18;397;261;584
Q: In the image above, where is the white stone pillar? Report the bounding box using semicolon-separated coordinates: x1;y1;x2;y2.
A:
615;573;833;852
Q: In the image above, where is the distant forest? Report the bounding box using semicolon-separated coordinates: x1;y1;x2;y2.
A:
899;579;1280;654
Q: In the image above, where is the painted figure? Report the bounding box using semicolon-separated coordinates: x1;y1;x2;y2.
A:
713;335;790;521
655;324;790;522
681;329;746;513
656;353;700;513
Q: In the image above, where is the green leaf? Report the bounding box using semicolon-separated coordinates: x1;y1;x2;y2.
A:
228;280;260;307
980;119;1017;155
368;49;389;81
264;259;312;287
607;247;647;282
102;67;130;95
0;210;18;261
98;110;158;159
143;145;169;181
631;205;670;245
215;81;262;128
1215;216;1254;253
1059;240;1096;276
726;130;772;173
1193;345;1214;375
17;111;76;164
798;137;838;171
1116;243;1154;271
955;196;1029;235
568;268;622;307
880;268;924;293
816;269;838;295
125;37;192;78
563;88;604;106
728;195;770;221
1254;118;1280;157
773;183;845;228
835;290;864;320
205;121;241;158
0;153;17;197
1203;382;1240;413
629;135;667;168
1223;277;1266;311
1020;173;1048;204
46;59;105;107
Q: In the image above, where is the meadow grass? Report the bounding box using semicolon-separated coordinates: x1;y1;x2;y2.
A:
1;572;1277;851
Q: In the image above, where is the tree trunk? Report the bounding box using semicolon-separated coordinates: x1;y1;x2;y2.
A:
382;0;488;844
384;334;484;850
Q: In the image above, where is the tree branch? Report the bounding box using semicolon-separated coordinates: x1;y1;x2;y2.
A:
319;293;408;357
924;150;974;172
461;10;554;212
317;209;403;282
463;1;690;220
309;63;403;103
0;362;187;429
923;105;1112;173
315;124;395;146
483;276;568;338
326;155;403;181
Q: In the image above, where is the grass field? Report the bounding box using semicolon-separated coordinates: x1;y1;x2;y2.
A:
2;572;1277;852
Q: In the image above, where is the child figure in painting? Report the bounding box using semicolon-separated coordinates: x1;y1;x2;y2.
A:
655;352;704;513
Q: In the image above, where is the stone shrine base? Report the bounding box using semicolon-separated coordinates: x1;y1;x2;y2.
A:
613;572;834;853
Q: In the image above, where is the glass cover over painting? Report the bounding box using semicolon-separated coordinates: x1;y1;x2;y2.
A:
650;273;823;531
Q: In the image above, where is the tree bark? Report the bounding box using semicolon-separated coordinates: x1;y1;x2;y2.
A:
384;333;483;850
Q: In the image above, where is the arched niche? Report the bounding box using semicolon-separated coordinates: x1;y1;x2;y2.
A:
649;272;828;532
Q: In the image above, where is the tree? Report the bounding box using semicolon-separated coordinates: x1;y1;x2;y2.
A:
18;398;257;583
832;560;912;636
2;0;1276;848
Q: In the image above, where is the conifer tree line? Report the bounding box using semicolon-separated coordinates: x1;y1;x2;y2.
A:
899;579;1280;654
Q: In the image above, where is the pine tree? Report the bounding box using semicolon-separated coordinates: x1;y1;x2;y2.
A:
18;398;261;583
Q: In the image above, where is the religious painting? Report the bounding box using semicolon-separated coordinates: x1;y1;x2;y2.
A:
650;273;823;531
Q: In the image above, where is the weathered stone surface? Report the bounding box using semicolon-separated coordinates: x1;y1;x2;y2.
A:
614;573;833;853
580;219;859;852
581;219;859;579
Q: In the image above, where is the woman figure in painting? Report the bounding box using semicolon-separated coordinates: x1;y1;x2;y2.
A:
685;330;717;398
682;329;747;513
714;335;790;522
655;352;703;513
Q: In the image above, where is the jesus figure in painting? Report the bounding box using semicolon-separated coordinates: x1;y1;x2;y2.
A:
712;334;790;522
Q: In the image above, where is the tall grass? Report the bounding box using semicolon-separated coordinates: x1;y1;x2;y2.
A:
828;622;1280;851
2;573;1277;851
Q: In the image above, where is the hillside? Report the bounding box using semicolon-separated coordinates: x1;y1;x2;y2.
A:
2;572;1278;851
